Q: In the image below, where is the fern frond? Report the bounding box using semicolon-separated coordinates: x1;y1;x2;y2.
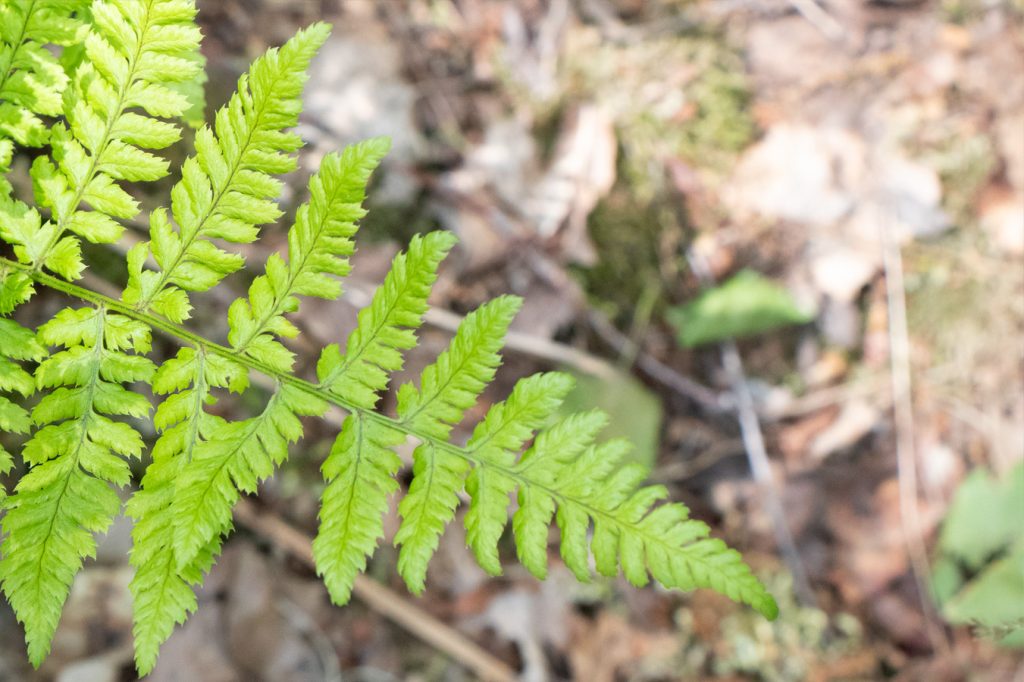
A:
124;22;331;322
129;109;382;673
396;296;521;438
0;305;154;666
2;0;201;281
490;410;779;617
509;409;609;578
463;371;575;575
0;0;86;177
170;382;325;567
166;135;389;590
0;10;780;673
314;414;404;604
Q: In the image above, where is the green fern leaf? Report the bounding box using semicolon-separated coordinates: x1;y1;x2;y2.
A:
0;10;781;674
313;413;404;604
312;231;455;602
170;383;325;567
317;230;457;407
228;137;390;372
396;443;470;594
0;305;154;666
511;410;608;578
127;346;241;676
506;415;780;618
463;372;575;575
394;296;520;592
169;134;388;585
396;296;521;438
124;22;331;322
0;315;47;501
2;0;201;281
0;0;86;168
129;79;380;672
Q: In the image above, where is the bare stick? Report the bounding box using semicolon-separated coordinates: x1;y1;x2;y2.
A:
587;310;731;413
687;251;817;607
788;0;846;43
233;500;518;682
879;220;951;656
720;338;818;607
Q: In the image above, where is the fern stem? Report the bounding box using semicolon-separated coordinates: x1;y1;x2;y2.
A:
4;256;717;577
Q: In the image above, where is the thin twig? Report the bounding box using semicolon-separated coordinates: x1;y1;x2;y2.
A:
587;310;732;413
759;373;890;421
721;338;818;607
787;0;847;43
879;218;952;656
233;500;518;682
687;250;817;608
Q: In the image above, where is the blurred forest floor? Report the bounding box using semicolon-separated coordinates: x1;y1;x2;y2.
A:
1;0;1022;680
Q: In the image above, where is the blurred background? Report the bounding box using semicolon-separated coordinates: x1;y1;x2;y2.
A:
2;0;1023;680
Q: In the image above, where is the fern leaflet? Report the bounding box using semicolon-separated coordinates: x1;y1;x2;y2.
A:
0;0;86;183
393;296;521;592
3;0;201;281
0;306;154;665
124;22;330;322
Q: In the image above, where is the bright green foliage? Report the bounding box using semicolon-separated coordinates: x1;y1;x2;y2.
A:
394;297;520;592
127;345;243;675
0;317;47;501
0;305;154;666
170;383;326;566
390;304;534;586
0;0;87;180
668;269;814;347
508;409;778;619
314;414;405;604
3;0;201;281
123;22;330;322
130;136;386;669
464;372;576;575
126;29;337;670
228;138;391;372
312;230;455;603
0;7;778;677
0;264;40;488
317;230;457;407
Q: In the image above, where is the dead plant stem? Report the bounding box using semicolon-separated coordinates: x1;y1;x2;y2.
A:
879;218;952;656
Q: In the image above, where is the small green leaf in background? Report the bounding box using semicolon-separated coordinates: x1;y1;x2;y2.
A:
933;462;1024;647
939;463;1024;571
559;370;662;470
667;270;814;348
944;548;1024;647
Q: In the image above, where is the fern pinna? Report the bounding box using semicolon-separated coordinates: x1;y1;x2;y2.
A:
0;1;778;675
